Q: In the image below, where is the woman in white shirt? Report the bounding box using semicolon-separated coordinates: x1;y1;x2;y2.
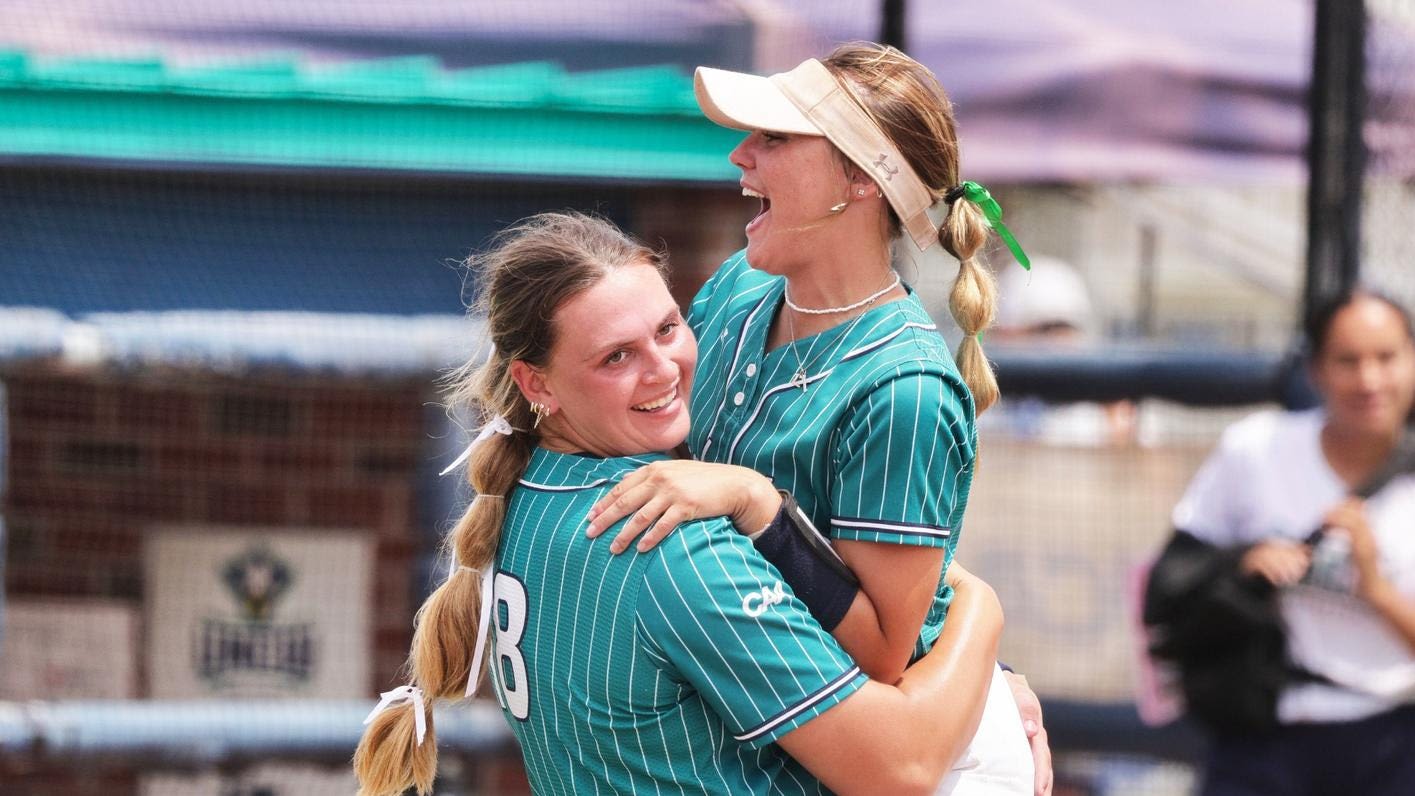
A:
1172;289;1415;795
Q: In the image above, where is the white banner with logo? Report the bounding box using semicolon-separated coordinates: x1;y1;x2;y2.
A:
146;527;372;698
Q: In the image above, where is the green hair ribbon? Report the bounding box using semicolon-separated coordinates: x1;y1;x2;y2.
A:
952;181;1031;271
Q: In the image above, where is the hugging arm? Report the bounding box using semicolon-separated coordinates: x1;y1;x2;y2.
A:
585;459;926;677
639;527;1001;796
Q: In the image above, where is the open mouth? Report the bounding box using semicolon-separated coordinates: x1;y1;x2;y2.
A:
632;386;678;413
742;185;770;229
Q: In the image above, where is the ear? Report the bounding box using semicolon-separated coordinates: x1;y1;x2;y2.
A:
847;171;880;202
508;360;557;414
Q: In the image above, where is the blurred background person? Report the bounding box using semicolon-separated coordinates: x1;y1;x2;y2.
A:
1154;290;1415;795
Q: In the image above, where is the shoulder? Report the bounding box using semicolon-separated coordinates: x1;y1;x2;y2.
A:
840;306;973;430
1173;408;1318;534
691;250;775;320
1215;408;1319;461
639;517;764;591
845;299;963;388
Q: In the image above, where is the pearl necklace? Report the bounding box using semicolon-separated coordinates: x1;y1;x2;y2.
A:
784;271;901;315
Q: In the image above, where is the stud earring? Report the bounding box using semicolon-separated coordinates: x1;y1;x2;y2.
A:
857;189;866;197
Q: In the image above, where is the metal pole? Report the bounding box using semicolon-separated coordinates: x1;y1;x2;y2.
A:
1303;0;1367;330
879;0;907;51
1137;224;1158;338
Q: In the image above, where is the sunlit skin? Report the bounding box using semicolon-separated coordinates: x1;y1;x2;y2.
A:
730;131;903;337
731;131;853;277
510;264;697;460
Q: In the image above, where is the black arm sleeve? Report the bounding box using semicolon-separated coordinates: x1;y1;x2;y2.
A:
753;492;860;632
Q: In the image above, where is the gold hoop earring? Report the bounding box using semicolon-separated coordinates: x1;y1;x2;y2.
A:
530;402;548;428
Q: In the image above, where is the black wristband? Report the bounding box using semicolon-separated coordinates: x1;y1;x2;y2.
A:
751;491;860;631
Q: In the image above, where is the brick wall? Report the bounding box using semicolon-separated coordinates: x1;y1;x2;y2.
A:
1;365;448;791
3;366;427;692
634;186;753;309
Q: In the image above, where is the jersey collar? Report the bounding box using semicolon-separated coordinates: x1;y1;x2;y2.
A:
518;447;668;492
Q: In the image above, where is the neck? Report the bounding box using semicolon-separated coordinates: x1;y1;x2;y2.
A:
773;218;904;341
781;268;902;341
535;423;597;458
1321;420;1400;486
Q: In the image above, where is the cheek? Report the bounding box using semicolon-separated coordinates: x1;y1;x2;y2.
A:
680;334;699;371
1395;360;1415;403
671;339;698;389
570;372;630;413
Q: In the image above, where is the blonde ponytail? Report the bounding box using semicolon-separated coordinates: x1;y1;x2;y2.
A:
353;211;663;796
353;397;535;795
941;200;999;414
823;44;1005;416
353;700;437;796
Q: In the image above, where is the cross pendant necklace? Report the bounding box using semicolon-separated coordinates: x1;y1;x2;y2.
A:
784;298;875;393
785;307;820;392
790;364;810;391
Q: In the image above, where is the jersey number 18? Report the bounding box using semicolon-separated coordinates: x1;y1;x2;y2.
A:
491;573;530;720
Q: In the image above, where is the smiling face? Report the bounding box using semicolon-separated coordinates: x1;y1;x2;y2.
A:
1311;296;1415;438
730;130;856;276
518;263;697;458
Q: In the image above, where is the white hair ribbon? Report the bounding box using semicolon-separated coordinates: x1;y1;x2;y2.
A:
465;565;496;698
363;685;428;746
448;561;481;581
439;415;520;476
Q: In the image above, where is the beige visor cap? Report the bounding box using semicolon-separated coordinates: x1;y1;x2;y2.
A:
694;59;940;251
694;65;821;136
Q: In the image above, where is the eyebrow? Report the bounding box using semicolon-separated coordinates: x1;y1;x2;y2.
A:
582;309;681;362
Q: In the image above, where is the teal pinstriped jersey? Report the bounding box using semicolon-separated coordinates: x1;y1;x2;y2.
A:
686;251;978;659
488;448;868;795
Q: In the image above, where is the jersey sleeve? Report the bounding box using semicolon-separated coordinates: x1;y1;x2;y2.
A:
828;371;974;548
635;519;868;750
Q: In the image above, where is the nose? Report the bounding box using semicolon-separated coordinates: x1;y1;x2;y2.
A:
1356;357;1384;391
643;341;679;385
729;134;754;170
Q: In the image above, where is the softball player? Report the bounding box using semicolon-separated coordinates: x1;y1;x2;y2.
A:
585;44;1042;794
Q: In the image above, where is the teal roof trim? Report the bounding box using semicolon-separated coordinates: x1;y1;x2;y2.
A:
0;51;743;182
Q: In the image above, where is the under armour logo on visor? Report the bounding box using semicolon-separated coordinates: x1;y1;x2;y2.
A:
872;154;898;181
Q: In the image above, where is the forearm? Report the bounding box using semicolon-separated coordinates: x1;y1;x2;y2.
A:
893;570;1001;767
843;574;1001;780
777;570;1003;794
831;591;917;683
